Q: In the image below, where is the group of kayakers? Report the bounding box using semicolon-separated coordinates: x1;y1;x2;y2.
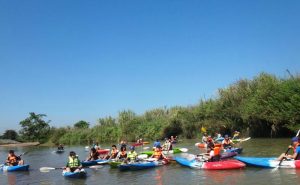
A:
199;132;238;162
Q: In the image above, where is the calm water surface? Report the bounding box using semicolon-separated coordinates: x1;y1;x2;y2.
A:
1;138;300;185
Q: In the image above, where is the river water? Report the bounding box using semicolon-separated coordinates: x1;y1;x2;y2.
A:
1;138;300;185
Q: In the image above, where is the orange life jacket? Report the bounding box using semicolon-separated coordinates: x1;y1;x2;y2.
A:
214;147;220;156
7;155;17;165
153;151;163;160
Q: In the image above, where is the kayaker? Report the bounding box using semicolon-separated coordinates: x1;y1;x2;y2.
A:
5;150;24;166
170;136;177;144
65;151;82;172
105;145;119;160
86;147;100;161
120;140;127;150
200;146;221;162
150;146;168;163
162;138;172;151
277;137;300;161
117;146;127;160
222;135;234;149
232;131;240;139
58;144;64;150
206;136;215;152
93;142;100;149
125;146;138;163
153;139;161;149
202;133;208;143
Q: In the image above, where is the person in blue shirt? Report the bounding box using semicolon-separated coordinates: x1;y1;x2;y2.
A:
153;139;161;149
277;137;300;161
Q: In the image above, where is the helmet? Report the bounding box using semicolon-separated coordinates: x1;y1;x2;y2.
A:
130;146;135;150
225;135;229;138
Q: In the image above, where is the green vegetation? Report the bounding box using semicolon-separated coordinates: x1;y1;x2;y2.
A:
19;112;51;143
13;72;300;145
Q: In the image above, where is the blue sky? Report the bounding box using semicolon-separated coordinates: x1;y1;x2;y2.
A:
0;0;299;133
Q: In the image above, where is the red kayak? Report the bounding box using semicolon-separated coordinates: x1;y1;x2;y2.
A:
175;157;245;170
131;142;149;147
97;149;110;154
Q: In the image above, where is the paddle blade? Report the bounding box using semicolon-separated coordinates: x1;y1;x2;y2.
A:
180;148;188;153
143;147;150;150
40;167;56;172
138;154;148;160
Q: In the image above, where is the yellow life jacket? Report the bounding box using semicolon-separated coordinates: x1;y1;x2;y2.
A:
153;151;162;160
68;156;80;168
127;151;137;160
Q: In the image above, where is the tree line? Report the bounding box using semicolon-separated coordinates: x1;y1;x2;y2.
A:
1;72;299;145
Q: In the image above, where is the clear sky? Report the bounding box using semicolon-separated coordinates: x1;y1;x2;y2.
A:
0;0;299;133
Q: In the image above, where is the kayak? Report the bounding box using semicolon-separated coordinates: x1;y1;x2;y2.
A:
221;152;238;159
62;169;87;178
175;157;245;170
119;160;167;171
81;159;109;167
131;142;150;147
214;137;251;143
0;164;29;172
224;148;243;154
109;161;122;168
196;143;222;148
97;149;110;155
235;156;300;168
55;150;64;154
141;148;183;156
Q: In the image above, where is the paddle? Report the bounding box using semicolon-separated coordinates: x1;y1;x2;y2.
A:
274;129;300;170
179;148;188;153
40;165;102;173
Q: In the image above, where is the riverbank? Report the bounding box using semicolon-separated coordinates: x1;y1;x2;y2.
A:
0;142;40;147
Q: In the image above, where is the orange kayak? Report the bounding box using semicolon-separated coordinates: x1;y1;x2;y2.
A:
195;143;222;148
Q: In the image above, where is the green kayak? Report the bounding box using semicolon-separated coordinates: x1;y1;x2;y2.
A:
141;148;182;156
109;161;122;168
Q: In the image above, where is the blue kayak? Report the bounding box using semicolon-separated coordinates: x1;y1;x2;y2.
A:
225;148;243;154
55;150;64;154
81;159;109;167
0;164;29;172
119;161;166;171
235;156;300;168
62;169;87;178
235;156;278;168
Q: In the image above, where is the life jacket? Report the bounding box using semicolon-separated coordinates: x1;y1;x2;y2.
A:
222;139;231;148
214;147;220;156
127;151;137;160
67;156;80;168
111;149;119;158
153;151;163;160
119;151;127;159
7;155;18;166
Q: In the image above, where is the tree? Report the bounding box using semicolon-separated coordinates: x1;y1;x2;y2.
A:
19;112;50;143
2;130;18;140
74;120;90;129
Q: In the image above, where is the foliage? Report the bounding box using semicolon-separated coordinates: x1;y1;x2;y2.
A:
19;112;50;143
74;120;90;129
13;72;300;144
1;130;19;140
